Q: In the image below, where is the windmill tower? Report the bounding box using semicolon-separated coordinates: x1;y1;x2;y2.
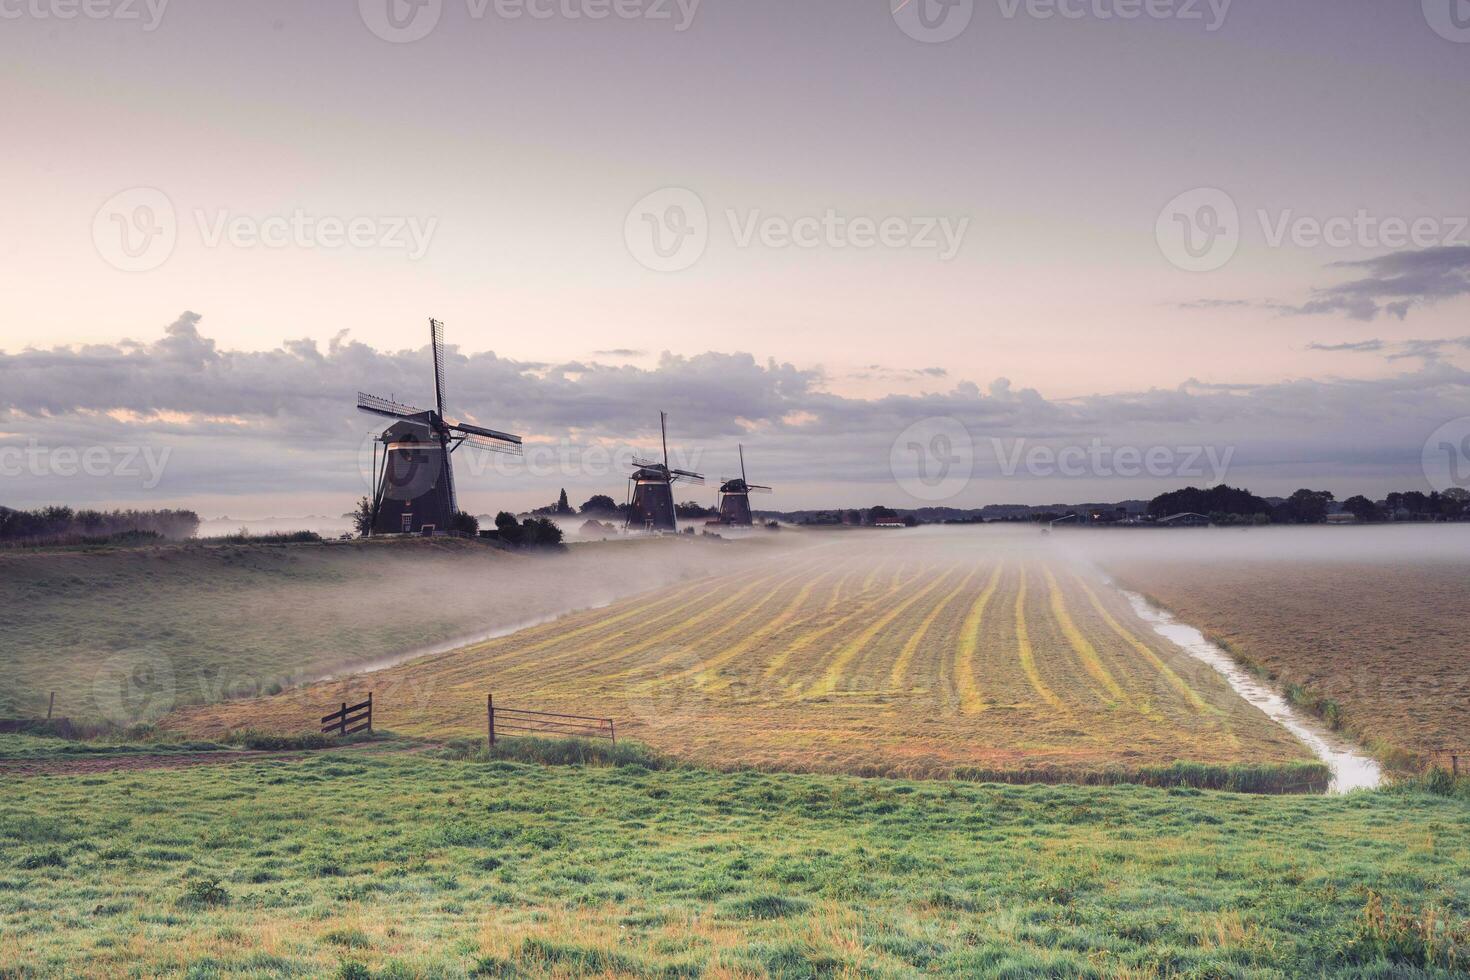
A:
357;319;522;535
717;445;773;527
626;411;704;532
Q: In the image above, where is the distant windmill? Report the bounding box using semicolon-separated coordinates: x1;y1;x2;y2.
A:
717;445;773;527
625;411;704;532
357;319;522;535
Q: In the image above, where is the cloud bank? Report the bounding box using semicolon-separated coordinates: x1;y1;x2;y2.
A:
3;313;1470;510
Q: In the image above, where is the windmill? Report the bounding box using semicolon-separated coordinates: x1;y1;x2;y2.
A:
716;444;772;527
357;319;522;535
625;411;704;532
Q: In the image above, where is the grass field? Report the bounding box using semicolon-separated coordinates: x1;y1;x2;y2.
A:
1;742;1467;977
1109;553;1470;771
164;531;1313;780
0;535;763;724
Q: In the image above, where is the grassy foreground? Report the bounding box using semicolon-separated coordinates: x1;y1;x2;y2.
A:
2;743;1468;977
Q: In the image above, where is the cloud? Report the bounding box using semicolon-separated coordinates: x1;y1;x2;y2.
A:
1306;336;1470;362
592;348;647;358
1282;246;1470;321
4;313;1470;507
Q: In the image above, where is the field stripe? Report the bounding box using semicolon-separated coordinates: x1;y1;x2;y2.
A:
764;559;918;682
888;564;983;690
801;567;957;699
579;558;828;681
1043;566;1127;704
1015;566;1066;713
661;568;840;692
954;564;1003;714
1070;573;1214;715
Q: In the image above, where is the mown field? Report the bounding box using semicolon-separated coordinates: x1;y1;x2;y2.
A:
1;743;1467;978
0;536;765;724
165;532;1312;779
1109;555;1470;771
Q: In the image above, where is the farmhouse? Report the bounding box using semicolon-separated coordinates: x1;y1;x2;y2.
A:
1157;512;1211;527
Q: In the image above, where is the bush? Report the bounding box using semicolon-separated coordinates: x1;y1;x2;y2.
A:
179;876;229;908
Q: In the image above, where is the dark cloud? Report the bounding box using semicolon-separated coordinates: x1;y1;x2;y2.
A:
1282;246;1470;321
1306;339;1385;353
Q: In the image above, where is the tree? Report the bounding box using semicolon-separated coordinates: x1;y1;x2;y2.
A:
580;494;619;515
452;511;480;536
556;489;573;515
1341;495;1381;523
1147;484;1271;520
868;505;898;525
1276;489;1334;524
351;497;375;537
675;500;715;519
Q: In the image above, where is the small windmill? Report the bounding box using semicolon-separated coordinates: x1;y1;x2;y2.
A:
625;411;704;532
716;445;772;527
357;319;522;535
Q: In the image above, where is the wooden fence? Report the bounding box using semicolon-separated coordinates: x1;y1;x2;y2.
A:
1431;747;1464;776
487;694;614;746
321;694;373;737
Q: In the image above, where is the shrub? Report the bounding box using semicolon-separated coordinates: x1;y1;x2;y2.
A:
179;876;229;908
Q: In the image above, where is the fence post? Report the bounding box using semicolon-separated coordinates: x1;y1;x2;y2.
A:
1454;753;1460;777
367;692;373;734
487;694;496;748
340;702;347;737
609;719;615;746
46;692;55;721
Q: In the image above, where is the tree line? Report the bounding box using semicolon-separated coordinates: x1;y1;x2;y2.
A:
0;505;200;546
1147;484;1470;524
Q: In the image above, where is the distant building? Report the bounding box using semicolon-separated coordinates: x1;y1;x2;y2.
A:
872;515;906;528
1157;512;1211;527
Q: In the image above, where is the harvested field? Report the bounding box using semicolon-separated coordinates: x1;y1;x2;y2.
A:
165;530;1312;778
1107;549;1470;770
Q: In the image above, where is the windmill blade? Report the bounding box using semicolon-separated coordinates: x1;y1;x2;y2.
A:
456;432;524;456
632;456;665;470
430;319;448;417
357;391;429;420
748;485;773;493
447;419;523;448
670;468;705;485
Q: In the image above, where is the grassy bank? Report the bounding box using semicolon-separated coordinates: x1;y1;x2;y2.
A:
2;748;1467;976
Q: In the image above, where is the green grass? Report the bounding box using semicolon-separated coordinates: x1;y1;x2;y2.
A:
1;748;1467;976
